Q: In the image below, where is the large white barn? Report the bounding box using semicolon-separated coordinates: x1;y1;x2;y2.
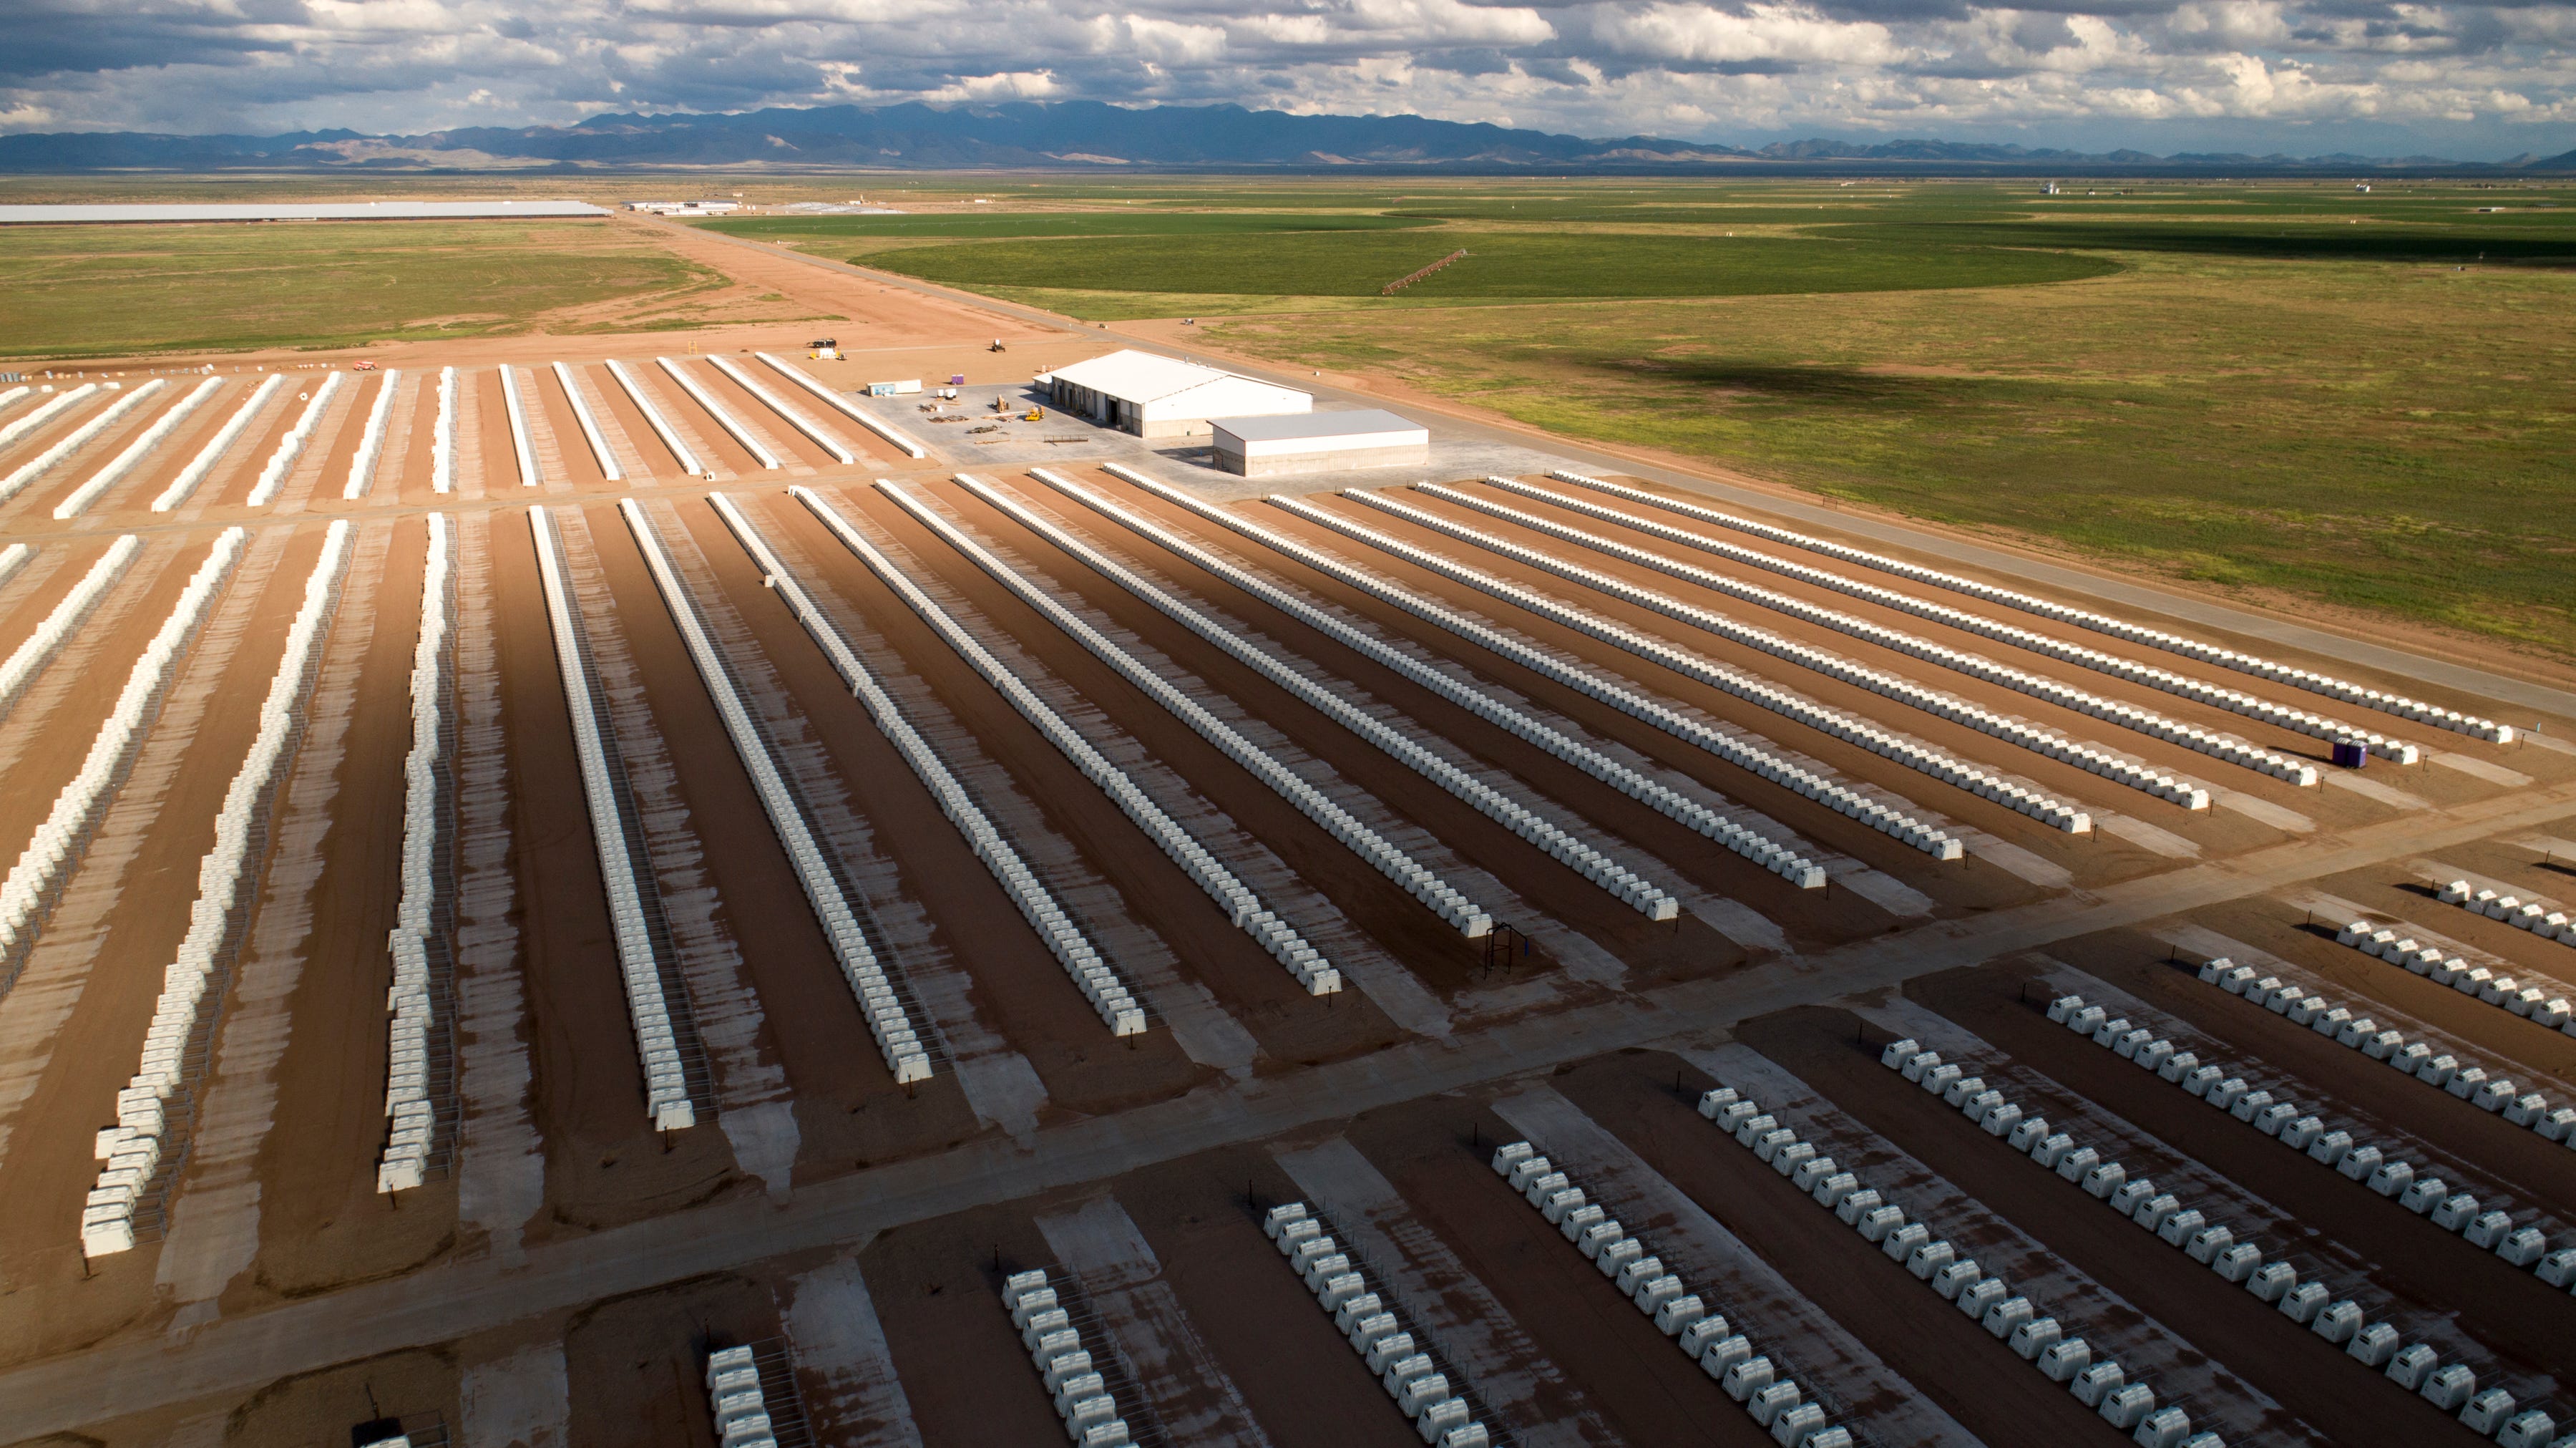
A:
1043;350;1310;439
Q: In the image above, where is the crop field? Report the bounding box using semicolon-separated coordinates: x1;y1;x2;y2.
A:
852;228;2118;307
0;219;746;359
703;210;1435;243
1210;243;2576;656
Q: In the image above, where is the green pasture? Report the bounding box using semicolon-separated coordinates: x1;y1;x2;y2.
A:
1215;246;2576;655
701;212;1429;243
856;230;2117;311
0;220;722;358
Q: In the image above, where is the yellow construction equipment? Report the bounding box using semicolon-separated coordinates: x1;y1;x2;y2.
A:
1021;407;1045;422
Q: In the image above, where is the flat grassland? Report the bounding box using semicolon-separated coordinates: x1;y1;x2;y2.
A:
737;178;2570;658
702;211;1434;242
1220;249;2576;654
844;229;2116;310
0;218;749;358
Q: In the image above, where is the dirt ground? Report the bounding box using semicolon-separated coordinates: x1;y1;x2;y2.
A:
1902;964;2574;1396
1345;1092;1772;1447
7;225;2576;1448
1551;1049;2130;1447
243;515;463;1301
1005;470;1881;944
0;527;323;1350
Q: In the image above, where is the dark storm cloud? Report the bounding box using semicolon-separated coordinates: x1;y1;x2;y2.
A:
0;0;2565;155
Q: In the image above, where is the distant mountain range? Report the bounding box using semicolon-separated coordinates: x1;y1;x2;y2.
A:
1;101;2568;174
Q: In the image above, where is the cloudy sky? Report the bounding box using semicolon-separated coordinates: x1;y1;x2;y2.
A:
4;0;2572;157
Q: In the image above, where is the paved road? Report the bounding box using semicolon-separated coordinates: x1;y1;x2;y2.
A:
7;762;2575;1439
663;220;2576;723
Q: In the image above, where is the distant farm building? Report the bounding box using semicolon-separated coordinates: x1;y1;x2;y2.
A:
624;200;744;215
1213;409;1430;477
1041;350;1310;439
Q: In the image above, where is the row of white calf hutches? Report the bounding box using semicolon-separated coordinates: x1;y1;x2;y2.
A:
706;355;856;465
1262;1202;1491;1446
2339;915;2576;1037
0;382;100;451
1042;349;1309;439
856;480;1493;940
1100;461;1939;868
0;535;141;719
630;497;938;1077
2200;951;2576;1154
753;352;927;460
2441;881;2576;965
789;487;1153;1034
497;366;541;488
551;362;620;482
379;514;453;1192
244;371;346;506
84;521;351;1258
1488;1139;1852;1448
1271;490;2021;847
1898;1019;2562;1443
430;367;458;494
529;507;704;1128
708;495;1018;1044
1543;469;2510;744
154;374;285;512
1498;475;2425;765
950;473;1681;922
1211;410;1428;478
704;1344;781;1448
56;378;222;519
1037;467;1827;890
1694;1079;2208;1448
2059;981;2567;1422
1428;482;2328;786
604;359;701;477
1358;487;2197;816
757;484;1340;998
0;529;243;998
0;543;28;593
1;379;165;503
658;358;781;470
1004;1268;1150;1447
343;369;404;498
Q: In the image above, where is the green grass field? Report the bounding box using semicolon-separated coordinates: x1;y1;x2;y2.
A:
726;175;2572;656
1213;246;2576;656
701;212;1431;243
0;219;726;358
852;230;2117;311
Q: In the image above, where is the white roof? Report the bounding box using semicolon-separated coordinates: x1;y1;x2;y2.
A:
0;200;608;225
1214;409;1421;443
1048;349;1241;405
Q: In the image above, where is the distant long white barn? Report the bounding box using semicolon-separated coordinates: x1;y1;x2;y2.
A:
1041;349;1309;439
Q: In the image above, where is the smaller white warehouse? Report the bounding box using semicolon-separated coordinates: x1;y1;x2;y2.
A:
1044;350;1309;439
1214;409;1429;477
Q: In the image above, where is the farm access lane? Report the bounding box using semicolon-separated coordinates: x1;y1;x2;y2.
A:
6;764;2576;1440
663;217;2576;725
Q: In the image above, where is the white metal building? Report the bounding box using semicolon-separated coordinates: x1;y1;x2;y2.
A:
1043;350;1310;439
1212;409;1430;477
